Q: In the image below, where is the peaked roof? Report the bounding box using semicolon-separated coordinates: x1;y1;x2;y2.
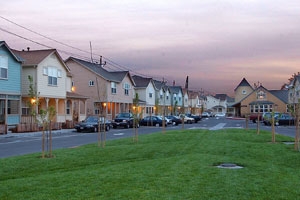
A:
269;90;289;103
12;48;71;74
169;85;182;94
234;78;253;91
188;90;199;99
214;94;228;101
12;49;56;66
67;57;133;84
0;41;23;62
132;75;153;88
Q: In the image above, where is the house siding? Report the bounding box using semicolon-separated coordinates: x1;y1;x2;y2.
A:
37;54;67;98
0;48;21;94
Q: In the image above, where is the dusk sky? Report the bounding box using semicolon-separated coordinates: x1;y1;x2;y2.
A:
1;0;300;96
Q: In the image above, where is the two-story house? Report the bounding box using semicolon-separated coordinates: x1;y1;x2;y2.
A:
169;85;183;115
152;79;171;116
65;57;135;120
0;41;23;134
188;90;201;115
182;88;189;113
132;75;156;118
13;49;87;126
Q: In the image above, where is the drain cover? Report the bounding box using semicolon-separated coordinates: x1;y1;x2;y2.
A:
217;163;243;169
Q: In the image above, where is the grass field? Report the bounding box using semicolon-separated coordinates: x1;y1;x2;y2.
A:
1;129;300;199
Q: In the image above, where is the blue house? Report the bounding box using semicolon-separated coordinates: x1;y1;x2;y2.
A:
0;41;22;133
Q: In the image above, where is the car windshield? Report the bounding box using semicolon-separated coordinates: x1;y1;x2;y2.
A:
117;113;131;118
85;116;98;123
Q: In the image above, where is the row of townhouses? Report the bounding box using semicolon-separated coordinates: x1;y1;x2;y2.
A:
0;41;208;134
2;40;298;134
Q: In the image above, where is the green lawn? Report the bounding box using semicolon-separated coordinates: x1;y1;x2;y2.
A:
1;129;300;200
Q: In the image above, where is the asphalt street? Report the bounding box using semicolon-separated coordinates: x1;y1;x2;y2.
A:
0;117;297;158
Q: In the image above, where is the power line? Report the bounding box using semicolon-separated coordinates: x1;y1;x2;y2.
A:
0;16;207;92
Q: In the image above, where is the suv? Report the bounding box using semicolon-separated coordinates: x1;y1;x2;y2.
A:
112;113;140;129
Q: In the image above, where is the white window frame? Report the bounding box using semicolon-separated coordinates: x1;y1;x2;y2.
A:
111;82;117;94
48;67;58;86
89;80;95;86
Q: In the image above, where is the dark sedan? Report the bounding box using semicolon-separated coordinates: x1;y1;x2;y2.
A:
74;116;111;132
277;114;295;126
140;116;167;127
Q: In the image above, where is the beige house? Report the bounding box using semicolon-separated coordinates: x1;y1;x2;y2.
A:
13;49;87;125
65;57;135;120
188;90;202;115
232;78;288;117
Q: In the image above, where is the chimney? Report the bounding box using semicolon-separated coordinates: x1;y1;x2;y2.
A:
185;76;189;89
173;80;175;86
27;47;30;51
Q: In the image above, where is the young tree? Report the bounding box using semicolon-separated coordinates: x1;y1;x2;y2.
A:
28;75;56;158
132;93;140;143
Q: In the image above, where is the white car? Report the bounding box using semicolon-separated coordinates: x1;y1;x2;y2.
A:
215;113;226;117
201;112;211;118
179;114;195;124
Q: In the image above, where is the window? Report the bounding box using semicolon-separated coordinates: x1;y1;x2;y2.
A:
179;97;182;102
166;95;169;100
257;90;266;100
124;83;130;95
8;100;19;114
22;101;30;115
242;90;246;95
0;55;8;79
66;100;71;115
160;94;163;99
48;67;58;86
111;82;116;94
89;80;94;86
149;93;153;98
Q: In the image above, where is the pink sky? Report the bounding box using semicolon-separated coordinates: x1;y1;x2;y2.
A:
1;0;300;96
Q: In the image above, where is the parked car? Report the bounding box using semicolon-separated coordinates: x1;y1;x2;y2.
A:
263;112;280;126
277;113;295;126
215;113;226;117
201;112;211;118
166;115;182;125
159;116;172;125
140;116;167;127
249;113;263;123
179;114;195;124
112;112;140;129
186;114;201;123
74;115;111;132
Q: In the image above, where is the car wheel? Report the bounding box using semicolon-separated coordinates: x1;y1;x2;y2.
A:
113;126;117;129
136;123;140;128
106;125;110;131
252;119;256;123
76;129;81;132
94;127;97;132
125;123;130;129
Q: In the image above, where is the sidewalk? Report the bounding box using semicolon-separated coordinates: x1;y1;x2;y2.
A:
0;128;74;138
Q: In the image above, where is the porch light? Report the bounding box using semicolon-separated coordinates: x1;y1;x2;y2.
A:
71;86;76;92
103;102;107;107
31;98;36;104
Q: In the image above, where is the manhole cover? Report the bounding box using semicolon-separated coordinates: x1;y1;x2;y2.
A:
217;163;243;169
